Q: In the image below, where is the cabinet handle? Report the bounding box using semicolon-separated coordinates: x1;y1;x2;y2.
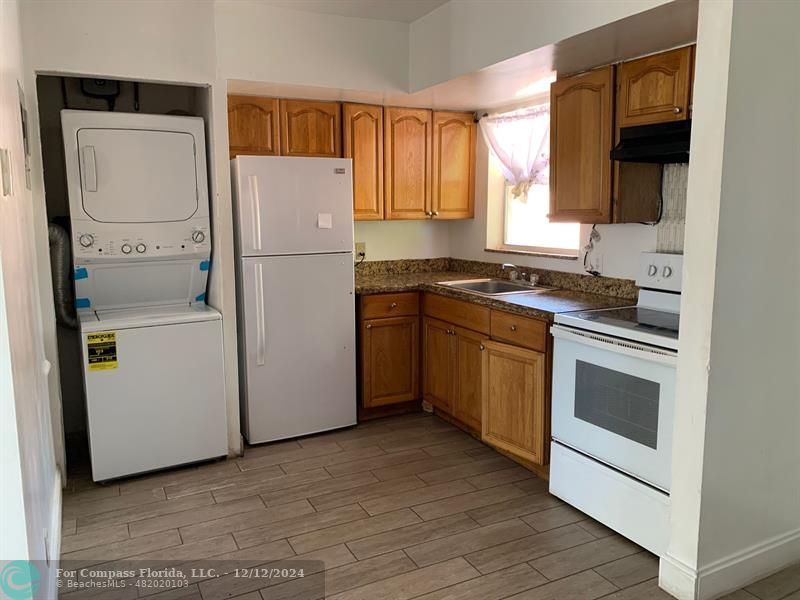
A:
389;302;398;308
365;324;372;329
479;344;485;351
673;106;682;114
425;211;433;217
432;211;439;217
510;325;517;331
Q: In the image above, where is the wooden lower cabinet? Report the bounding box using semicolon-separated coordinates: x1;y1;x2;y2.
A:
452;326;486;431
422;317;454;413
361;315;419;408
423;317;487;432
481;340;547;465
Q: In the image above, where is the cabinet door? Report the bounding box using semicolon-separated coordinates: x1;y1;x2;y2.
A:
384;107;432;220
432;111;475;219
227;95;280;159
481;340;546;465
279;99;341;157
549;67;614;224
617;46;693;128
344;103;384;220
453;326;487;432
423;317;454;413
361;316;419;408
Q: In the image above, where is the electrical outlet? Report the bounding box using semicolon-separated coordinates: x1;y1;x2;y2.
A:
355;242;366;260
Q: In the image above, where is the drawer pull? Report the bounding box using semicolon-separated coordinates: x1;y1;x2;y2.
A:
389;302;398;308
365;324;372;329
510;325;517;331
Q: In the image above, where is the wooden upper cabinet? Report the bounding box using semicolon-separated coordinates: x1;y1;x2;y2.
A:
344;103;384;221
481;340;547;465
227;95;280;159
384;107;432;220
432;111;475;219
279;99;341;157
617;46;694;128
361;316;419;408
549;66;614;224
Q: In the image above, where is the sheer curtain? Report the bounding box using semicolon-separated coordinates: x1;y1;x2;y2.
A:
479;104;550;198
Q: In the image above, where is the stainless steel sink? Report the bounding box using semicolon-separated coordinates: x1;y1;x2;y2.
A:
436;278;554;296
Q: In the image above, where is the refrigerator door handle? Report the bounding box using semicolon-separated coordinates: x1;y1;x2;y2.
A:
248;175;262;251
254;262;266;366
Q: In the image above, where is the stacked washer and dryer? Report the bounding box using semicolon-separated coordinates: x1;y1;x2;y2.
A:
62;110;227;481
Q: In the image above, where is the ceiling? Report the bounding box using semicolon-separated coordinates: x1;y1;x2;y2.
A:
261;0;449;23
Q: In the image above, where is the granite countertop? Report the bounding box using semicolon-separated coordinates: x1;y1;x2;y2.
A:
355;270;633;321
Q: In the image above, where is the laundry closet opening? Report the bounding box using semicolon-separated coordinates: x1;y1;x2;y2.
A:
35;75;215;479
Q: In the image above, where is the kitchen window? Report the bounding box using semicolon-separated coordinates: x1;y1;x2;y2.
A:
503;180;581;255
481;102;580;256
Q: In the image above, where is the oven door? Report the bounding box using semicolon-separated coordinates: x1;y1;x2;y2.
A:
551;324;676;492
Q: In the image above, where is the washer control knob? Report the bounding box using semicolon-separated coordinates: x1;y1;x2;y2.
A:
191;230;206;243
79;234;94;248
121;243;132;254
663;266;673;278
647;264;658;277
135;243;147;254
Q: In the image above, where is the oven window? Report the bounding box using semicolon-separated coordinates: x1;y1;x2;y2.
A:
574;360;660;449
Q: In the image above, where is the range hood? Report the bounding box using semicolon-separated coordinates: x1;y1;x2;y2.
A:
611;120;691;163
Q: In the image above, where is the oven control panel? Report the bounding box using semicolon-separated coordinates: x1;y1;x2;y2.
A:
636;252;683;292
637;252;683;292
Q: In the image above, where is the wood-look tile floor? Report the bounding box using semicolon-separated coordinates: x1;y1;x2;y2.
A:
62;413;800;600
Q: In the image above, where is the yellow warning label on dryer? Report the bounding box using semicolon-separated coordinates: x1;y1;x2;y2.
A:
87;331;118;371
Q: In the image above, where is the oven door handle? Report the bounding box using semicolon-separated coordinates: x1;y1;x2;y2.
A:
551;324;677;366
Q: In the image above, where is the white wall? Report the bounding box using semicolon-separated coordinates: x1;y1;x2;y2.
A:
448;134;658;280
662;1;800;598
354;221;451;261
0;0;60;592
409;0;673;91
21;0;216;84
215;0;409;92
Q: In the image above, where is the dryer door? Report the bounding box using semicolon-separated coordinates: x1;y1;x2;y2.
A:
77;128;199;223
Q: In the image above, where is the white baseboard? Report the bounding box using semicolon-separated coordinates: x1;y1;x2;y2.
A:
42;470;62;600
660;527;800;600
660;553;698;600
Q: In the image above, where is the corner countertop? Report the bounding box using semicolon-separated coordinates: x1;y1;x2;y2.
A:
355;270;633;321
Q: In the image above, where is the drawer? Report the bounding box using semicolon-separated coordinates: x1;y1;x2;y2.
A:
490;310;548;352
361;292;419;319
423;293;490;334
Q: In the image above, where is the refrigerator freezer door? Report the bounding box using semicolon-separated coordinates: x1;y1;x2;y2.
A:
240;253;356;443
233;156;354;256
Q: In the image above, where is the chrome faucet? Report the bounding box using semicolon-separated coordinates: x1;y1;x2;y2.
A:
501;263;520;281
502;263;540;286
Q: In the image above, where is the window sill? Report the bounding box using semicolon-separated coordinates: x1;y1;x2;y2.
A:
485;247;579;261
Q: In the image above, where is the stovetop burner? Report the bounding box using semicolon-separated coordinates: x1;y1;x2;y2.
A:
570;306;680;340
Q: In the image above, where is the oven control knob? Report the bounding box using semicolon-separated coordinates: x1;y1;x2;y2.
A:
647;264;658;277
135;243;147;254
121;243;132;254
663;266;673;278
191;230;206;243
79;234;94;248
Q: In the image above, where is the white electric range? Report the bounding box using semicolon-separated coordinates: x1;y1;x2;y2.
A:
549;252;682;556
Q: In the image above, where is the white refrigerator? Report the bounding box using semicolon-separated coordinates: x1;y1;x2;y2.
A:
231;156;357;444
